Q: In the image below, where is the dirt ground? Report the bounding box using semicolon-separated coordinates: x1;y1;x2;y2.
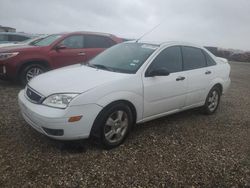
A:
0;62;249;187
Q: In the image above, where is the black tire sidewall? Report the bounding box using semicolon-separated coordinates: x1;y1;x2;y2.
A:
20;64;46;86
93;103;133;149
204;87;221;114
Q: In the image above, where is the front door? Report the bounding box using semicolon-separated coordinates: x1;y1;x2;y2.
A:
49;35;86;68
143;46;187;118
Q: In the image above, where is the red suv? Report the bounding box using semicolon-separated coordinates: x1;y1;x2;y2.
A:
0;32;123;85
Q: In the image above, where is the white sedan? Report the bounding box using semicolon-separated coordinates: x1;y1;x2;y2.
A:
18;41;231;148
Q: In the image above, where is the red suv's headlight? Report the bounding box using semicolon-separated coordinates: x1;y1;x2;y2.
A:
0;52;19;61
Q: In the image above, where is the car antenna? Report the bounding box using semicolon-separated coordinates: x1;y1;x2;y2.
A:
135;22;162;43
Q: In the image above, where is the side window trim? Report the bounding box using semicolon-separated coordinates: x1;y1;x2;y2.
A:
200;49;208;67
180;46;184;71
201;50;208;67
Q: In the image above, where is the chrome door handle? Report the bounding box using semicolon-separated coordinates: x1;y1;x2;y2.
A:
78;52;86;56
176;76;185;81
205;70;211;75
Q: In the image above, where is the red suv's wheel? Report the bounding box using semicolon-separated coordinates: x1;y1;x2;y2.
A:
20;64;46;85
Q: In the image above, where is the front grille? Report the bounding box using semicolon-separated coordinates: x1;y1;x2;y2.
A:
26;87;44;103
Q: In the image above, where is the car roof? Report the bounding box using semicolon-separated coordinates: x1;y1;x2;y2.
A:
160;41;204;48
55;31;118;38
126;40;206;49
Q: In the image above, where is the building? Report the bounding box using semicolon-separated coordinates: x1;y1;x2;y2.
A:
0;25;16;32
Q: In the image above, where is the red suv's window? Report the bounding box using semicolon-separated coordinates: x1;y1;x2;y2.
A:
85;35;115;48
61;35;84;49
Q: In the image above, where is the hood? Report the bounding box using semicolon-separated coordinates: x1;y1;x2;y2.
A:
28;64;130;96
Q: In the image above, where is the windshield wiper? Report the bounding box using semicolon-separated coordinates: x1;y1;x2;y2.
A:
87;63;115;72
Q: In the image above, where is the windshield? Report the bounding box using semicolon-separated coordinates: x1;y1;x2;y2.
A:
33;34;62;46
88;43;158;74
29;37;46;45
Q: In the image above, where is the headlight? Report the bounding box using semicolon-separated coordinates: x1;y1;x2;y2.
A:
43;93;79;109
0;52;19;61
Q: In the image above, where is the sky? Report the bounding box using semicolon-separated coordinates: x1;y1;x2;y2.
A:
0;0;250;50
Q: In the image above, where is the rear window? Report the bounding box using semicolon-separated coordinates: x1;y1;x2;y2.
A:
182;46;206;70
85;35;115;48
204;51;217;66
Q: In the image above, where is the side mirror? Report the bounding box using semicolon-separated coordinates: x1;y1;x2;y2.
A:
55;44;66;50
146;68;170;77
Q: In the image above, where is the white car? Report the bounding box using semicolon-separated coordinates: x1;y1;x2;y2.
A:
0;36;46;48
18;41;231;148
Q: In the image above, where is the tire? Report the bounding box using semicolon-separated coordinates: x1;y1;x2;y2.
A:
202;86;221;115
91;102;133;149
19;64;47;86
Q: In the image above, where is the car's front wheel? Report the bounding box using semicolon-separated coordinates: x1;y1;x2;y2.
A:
92;102;133;149
20;64;46;85
202;86;221;114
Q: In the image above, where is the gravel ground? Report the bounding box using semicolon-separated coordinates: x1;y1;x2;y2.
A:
0;62;249;187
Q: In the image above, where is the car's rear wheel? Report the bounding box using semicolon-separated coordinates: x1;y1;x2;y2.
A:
202;86;221;114
20;64;46;85
91;102;133;149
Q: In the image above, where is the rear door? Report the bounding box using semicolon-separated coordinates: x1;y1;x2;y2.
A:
181;46;211;107
143;46;188;118
83;35;116;62
49;35;86;68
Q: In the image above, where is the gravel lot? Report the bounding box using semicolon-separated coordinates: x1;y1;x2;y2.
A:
0;62;249;187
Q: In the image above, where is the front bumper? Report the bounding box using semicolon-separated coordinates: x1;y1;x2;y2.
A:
0;65;9;80
0;63;15;81
18;90;103;140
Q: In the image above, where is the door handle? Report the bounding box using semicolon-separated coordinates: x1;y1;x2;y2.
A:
176;76;185;81
205;70;211;75
78;52;86;56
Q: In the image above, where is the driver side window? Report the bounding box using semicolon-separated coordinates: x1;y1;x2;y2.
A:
147;46;182;74
61;35;84;49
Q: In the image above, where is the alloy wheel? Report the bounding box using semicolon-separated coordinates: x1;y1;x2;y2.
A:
26;67;44;82
208;90;219;112
104;110;129;144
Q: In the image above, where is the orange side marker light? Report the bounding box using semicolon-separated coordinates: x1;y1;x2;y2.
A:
68;115;82;122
